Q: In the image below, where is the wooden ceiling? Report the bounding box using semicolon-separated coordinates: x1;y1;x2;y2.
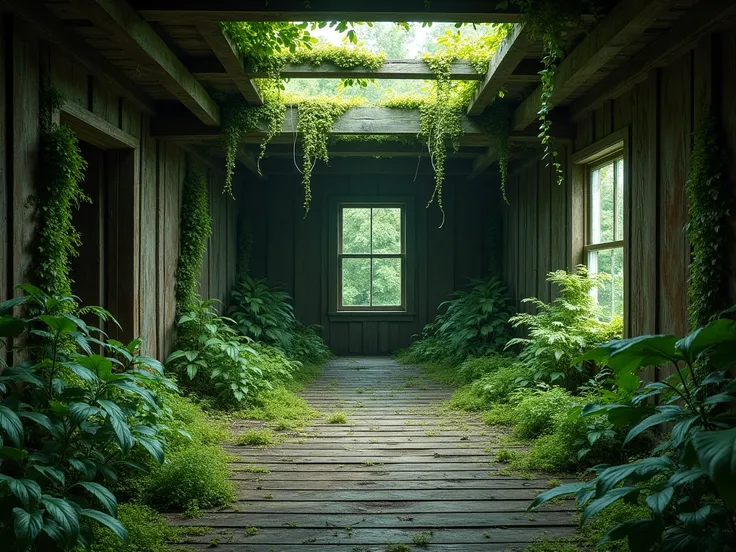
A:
17;0;736;179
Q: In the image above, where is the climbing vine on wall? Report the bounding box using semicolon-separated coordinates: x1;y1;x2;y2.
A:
176;162;212;313
685;113;731;329
507;0;592;186
33;80;89;298
474;100;514;203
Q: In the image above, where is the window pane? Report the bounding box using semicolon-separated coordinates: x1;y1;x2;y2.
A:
342;208;371;254
590;161;615;244
342;258;371;306
588;247;624;322
372;258;402;306
615;159;624;241
371;208;402;254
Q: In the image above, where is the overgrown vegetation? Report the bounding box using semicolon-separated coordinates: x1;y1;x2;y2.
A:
33;81;89;298
685;113;731;329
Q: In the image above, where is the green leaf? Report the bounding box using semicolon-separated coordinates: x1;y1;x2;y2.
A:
42;495;80;545
136;435;165;464
678;504;715;527
0;295;27;315
18;411;52;433
599;518;664;552
0;315;25;338
13;508;44;546
0;405;24;447
581;486;640;524
76;482;117;516
528;481;592;510
80;509;128;544
69;402;103;426
78;355;113;380
692;428;736;507
596;457;674;496
32;465;66;487
39;315;77;334
676;319;736;365
645;486;673;514
661;526;698;552
98;399;134;451
64;362;98;383
575;335;680;373
667;467;705;488
624;406;683;445
68;459;97;480
8;478;42;507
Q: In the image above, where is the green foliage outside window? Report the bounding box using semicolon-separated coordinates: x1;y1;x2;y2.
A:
33;81;89;298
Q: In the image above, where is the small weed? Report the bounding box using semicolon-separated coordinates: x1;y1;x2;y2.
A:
356;388;364;394
181;501;203;519
386;544;410;552
244;526;258;536
327;411;348;424
285;521;298;527
413;531;433;547
330;379;339;386
356;402;365;408
263;493;273;499
236;428;277;447
233;464;270;473
548;478;562;487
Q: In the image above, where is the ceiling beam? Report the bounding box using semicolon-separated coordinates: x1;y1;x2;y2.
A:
512;0;678;130
133;1;526;24
73;0;220;125
197;23;263;106
258;155;474;176
467;25;532;116
151;106;572;147
570;0;736;119
5;0;155;115
466;147;498;180
188;58;482;81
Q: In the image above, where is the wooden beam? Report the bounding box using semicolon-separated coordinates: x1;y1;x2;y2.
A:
259;142;483;158
4;0;155;115
197;23;263;105
134;1;526;24
467;147;499;180
258;155;474;176
73;0;220;125
570;0;736;119
60;101;138;150
467;25;532;116
236;147;265;179
512;0;678;130
151;106;573;145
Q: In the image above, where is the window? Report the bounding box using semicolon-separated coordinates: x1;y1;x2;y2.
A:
586;154;624;321
338;204;404;311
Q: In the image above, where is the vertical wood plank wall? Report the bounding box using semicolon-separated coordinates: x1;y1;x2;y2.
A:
242;172;496;355
502;30;736;339
0;18;237;360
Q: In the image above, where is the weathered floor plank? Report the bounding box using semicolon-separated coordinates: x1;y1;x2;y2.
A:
169;357;576;550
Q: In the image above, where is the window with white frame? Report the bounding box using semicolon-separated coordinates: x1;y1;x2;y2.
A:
586;154;624;321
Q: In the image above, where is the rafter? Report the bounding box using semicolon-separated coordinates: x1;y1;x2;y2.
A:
512;0;678;130
570;0;736;119
72;0;220;125
197;23;263;106
6;0;155;115
467;25;532;116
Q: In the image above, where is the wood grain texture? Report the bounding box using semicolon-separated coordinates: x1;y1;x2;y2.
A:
167;358;576;550
658;55;691;337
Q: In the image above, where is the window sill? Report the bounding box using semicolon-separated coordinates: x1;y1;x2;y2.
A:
328;312;416;322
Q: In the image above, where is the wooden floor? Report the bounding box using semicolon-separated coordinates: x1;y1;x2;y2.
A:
170;357;577;551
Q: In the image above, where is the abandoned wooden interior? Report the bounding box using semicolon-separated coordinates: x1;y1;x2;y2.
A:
2;0;736;550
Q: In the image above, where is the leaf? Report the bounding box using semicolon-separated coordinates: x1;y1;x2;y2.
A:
661;526;698;552
600;518;665;552
39;315;77;334
646;486;674;514
64;362;98;383
692;428;736;506
0;295;27;315
76;482;117;516
668;467;705;488
97;399;134;452
581;486;640;524
624;407;684;445
0;315;25;338
42;495;80;545
596;457;674;496
136;435;165;464
575;335;680;373
68;459;97;480
32;465;66;487
69;402;103;426
8;478;42;507
0;405;24;447
676;319;736;365
78;355;113;380
80;509;128;543
13;508;44;546
678;504;715;527
528;481;593;510
18;411;53;433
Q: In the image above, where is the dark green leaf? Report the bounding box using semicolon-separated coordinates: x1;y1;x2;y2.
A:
600;518;664;552
661;526;698;552
39;315;77;334
76;482;117;516
582;486;640;524
692;428;736;507
32;465;66;487
646;487;674;514
678;504;715;527
596;457;674;495
13;508;44;546
68;459;97;480
18;411;52;433
98;399;134;451
0;315;25;338
80;509;128;543
42;495;80;545
676;319;736;364
625;407;684;445
8;478;42;507
0;405;24;447
528;481;593;510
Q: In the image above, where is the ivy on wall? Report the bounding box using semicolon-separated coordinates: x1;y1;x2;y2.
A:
175;162;212;313
33;80;89;298
685;113;731;329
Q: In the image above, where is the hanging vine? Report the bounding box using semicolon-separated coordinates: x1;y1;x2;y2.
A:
474;100;513;202
235;219;253;282
685;113;731;329
33;80;89;298
507;0;592;186
175;162;212;314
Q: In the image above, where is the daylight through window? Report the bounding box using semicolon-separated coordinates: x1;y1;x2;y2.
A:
339;205;404;310
587;155;624;321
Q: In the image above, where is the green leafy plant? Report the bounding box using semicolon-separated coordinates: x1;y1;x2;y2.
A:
531;314;736;550
0;285;176;550
175;163;212;314
407;277;513;363
685;114;731;330
507;266;622;389
228;276;296;352
33;81;89;298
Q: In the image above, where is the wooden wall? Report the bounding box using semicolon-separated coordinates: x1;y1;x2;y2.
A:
502;29;736;339
242;167;496;355
0;15;237;360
